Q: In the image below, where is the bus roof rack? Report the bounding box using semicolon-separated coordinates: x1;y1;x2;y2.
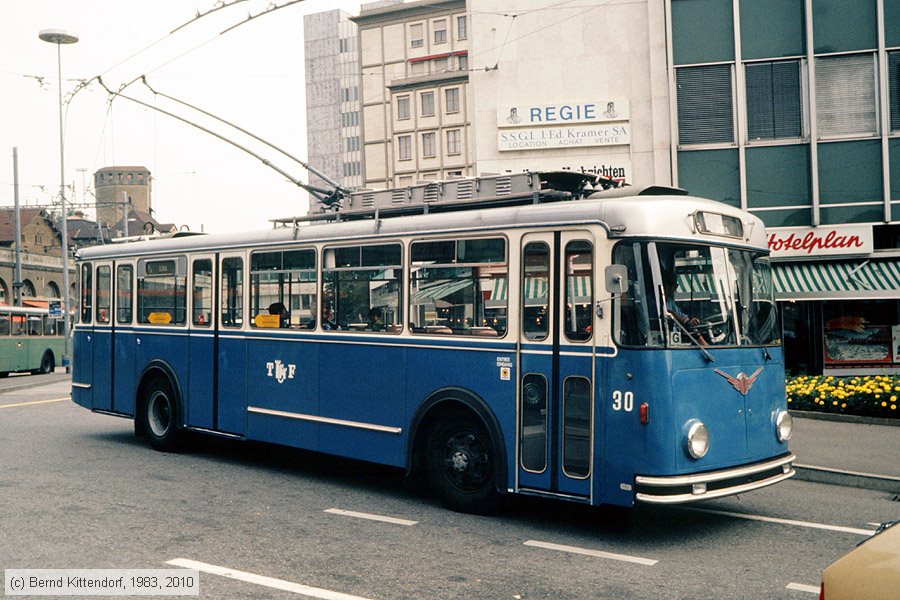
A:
271;170;624;227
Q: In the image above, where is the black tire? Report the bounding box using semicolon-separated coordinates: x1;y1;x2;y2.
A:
139;377;184;452
36;350;54;375
425;413;500;514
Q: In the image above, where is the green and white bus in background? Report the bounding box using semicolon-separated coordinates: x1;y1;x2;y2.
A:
0;306;64;377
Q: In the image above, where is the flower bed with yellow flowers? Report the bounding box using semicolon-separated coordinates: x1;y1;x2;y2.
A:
786;374;900;419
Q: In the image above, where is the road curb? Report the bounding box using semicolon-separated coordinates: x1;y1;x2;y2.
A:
793;464;900;494
0;373;70;395
789;410;900;427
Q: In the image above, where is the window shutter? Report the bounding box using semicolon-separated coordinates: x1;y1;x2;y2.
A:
677;64;734;145
746;61;802;140
815;54;878;138
889;51;900;132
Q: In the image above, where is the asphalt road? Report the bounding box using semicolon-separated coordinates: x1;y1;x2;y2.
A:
2;378;897;599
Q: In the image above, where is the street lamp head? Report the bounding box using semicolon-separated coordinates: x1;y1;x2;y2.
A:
38;29;79;45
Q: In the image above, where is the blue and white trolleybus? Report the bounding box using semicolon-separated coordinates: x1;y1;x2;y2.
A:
71;171;795;513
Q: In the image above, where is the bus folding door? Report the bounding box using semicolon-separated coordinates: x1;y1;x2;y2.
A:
186;256;215;429
92;262;114;411
215;253;247;435
112;262;137;415
517;231;595;499
72;263;94;409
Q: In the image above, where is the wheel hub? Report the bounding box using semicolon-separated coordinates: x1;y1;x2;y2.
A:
450;450;470;472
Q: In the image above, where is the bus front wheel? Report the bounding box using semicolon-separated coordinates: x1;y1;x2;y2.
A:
425;413;499;514
139;378;184;452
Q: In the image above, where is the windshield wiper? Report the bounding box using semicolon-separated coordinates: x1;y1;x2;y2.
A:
668;315;715;363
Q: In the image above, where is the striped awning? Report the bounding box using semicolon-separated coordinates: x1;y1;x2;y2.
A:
773;259;900;300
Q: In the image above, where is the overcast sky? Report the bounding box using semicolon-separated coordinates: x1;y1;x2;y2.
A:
1;0;362;234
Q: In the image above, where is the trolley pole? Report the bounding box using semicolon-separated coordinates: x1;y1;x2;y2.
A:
12;147;23;307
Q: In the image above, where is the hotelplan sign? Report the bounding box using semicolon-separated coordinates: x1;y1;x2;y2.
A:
767;225;873;258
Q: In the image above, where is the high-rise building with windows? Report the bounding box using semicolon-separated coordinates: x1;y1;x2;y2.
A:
304;9;363;194
351;0;472;189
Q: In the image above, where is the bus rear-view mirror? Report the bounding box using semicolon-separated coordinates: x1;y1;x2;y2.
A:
605;264;629;295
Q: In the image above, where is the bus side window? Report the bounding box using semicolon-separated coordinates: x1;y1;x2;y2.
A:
96;265;111;324
117;264;133;324
11;315;25;336
137;258;187;325
80;263;93;324
0;313;10;335
28;317;42;336
42;315;55;336
250;249;316;329
322;244;402;333
564;241;593;342
192;259;213;327
221;257;243;328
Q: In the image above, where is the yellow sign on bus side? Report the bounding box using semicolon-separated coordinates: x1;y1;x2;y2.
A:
147;312;173;324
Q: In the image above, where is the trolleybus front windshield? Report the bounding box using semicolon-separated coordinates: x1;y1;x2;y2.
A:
613;242;780;348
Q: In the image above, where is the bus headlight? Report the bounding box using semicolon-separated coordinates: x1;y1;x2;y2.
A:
685;420;709;459
776;410;793;442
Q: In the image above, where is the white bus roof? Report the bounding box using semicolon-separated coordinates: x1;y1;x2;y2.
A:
76;194;768;261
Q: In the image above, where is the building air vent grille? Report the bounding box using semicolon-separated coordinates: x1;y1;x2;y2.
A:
496;177;512;195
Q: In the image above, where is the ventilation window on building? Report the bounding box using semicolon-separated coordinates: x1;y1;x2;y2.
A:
422;132;437;158
345;137;360;152
888;50;900;132
434;19;447;44
339;38;349;53
398;135;413;160
816;53;878;138
446;129;461;155
445;88;460;113
676;64;735;145
397;95;411;120
410;23;424;48
421;91;435;116
458;54;468;71
745;60;803;141
457;15;467;40
341;88;351;102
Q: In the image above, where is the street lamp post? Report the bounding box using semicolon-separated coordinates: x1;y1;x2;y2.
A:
39;28;78;373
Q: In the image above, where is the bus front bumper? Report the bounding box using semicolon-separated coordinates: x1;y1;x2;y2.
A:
634;454;795;504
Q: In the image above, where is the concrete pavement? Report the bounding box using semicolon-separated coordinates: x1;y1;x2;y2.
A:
790;412;900;493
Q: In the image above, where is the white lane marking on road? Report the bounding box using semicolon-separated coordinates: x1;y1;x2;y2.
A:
166;559;372;600
0;397;69;409
786;582;820;594
324;508;418;526
685;507;876;537
524;540;658;566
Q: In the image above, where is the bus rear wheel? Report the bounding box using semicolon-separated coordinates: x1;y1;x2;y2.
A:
140;378;184;452
34;351;54;375
425;413;499;514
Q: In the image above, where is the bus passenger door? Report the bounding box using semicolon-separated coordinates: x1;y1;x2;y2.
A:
517;232;594;499
113;262;137;415
92;261;114;411
216;253;247;435
72;263;94;409
186;256;215;429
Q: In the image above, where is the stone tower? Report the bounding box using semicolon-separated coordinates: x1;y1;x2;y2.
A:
94;166;151;232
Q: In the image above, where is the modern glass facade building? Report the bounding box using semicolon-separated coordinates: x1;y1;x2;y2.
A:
668;0;900;374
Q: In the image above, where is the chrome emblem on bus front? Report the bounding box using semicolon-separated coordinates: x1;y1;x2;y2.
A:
266;359;296;384
714;367;763;395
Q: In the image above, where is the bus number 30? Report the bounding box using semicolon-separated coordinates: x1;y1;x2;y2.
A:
612;390;634;412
